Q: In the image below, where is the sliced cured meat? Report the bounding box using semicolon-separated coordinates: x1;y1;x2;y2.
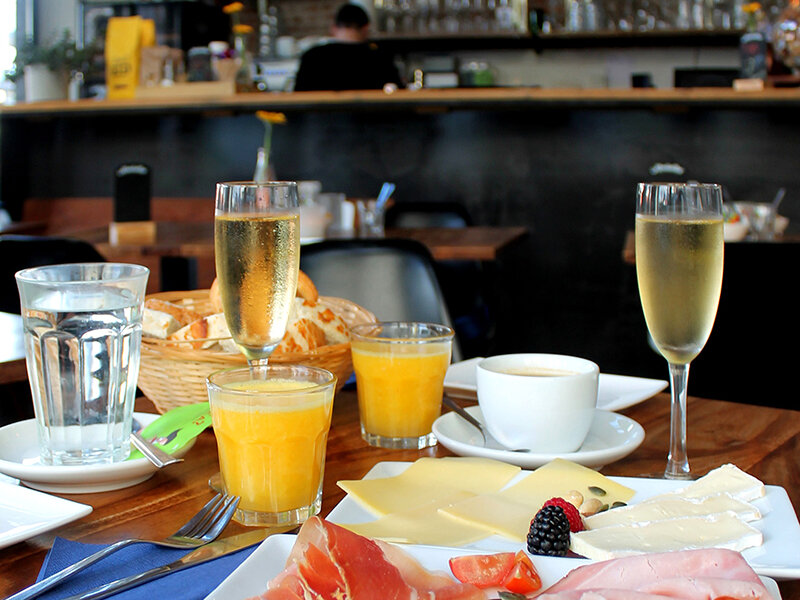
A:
538;591;676;600
542;548;771;600
538;591;691;600
639;577;772;600
259;517;485;600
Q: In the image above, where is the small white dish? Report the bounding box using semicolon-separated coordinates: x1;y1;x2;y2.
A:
433;406;644;469
0;480;92;550
208;532;783;600
444;357;667;412
0;413;196;494
326;461;800;581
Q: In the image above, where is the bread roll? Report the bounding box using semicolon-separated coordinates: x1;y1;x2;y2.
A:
296;270;319;303
144;298;202;326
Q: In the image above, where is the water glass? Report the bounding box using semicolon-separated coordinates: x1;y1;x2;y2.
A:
15;263;149;465
356;199;386;238
207;364;336;526
350;322;454;449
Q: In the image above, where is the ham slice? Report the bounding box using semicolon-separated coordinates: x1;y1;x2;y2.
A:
541;548;772;600
259;517;485;600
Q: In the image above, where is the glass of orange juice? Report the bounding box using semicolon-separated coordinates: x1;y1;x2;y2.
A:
206;364;336;526
350;322;454;449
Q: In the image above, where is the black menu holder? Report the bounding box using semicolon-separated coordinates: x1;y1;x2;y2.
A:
109;163;156;245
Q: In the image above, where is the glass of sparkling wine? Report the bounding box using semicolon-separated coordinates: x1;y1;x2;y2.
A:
635;182;724;480
214;181;300;365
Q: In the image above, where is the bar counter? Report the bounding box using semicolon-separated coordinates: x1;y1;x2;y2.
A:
3;87;800;117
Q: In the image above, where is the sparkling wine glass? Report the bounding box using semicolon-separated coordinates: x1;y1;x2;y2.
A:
635;182;724;480
214;181;300;366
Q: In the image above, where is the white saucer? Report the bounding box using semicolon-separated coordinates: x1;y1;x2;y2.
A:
0;479;92;549
444;357;667;412
432;406;645;469
0;413;196;494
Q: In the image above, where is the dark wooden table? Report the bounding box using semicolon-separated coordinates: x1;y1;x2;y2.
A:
1;389;798;599
71;223;528;264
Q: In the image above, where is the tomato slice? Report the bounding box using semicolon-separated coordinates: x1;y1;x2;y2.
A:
502;551;542;595
449;552;516;589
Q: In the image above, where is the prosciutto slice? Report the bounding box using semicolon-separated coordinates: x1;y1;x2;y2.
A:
260;517;485;600
540;548;772;600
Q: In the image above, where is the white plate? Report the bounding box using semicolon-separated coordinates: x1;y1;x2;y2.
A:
444;357;668;412
433;407;645;469
0;480;92;550
207;533;782;600
0;413;196;494
326;462;800;581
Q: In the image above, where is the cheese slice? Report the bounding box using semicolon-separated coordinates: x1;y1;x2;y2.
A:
670;464;766;502
439;458;635;542
439;494;539;542
585;493;761;529
340;491;491;546
571;512;764;561
337;457;520;517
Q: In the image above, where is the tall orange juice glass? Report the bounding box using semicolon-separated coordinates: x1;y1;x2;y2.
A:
206;364;336;526
350;322;454;449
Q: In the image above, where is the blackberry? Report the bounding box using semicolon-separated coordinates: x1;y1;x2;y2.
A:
527;505;571;556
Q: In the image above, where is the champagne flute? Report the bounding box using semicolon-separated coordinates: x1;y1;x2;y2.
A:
214;181;300;365
635;182;723;480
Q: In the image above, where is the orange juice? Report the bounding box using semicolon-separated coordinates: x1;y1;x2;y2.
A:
210;378;333;514
352;342;451;438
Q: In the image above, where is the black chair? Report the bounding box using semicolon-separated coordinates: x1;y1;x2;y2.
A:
385;201;473;229
385;201;490;358
0;234;106;314
300;238;462;361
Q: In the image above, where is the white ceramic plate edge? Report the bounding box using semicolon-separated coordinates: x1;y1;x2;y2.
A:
206;533;783;600
444;358;668;412
0;481;92;550
0;413;196;493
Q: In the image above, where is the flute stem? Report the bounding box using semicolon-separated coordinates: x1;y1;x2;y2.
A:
665;361;692;480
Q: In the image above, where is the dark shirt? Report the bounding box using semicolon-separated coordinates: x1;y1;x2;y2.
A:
293;41;404;92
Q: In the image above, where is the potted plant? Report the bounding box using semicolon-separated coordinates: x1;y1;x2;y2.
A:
5;30;94;102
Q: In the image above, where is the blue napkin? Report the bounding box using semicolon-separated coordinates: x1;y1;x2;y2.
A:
33;536;259;600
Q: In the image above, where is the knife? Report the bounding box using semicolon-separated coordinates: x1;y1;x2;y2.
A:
62;528;272;600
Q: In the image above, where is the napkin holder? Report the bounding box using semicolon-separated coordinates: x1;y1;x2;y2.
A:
110;163;156;245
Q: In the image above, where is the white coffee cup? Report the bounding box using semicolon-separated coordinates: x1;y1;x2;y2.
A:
476;354;599;453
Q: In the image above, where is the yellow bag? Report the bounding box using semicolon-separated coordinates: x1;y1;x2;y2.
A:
106;16;144;99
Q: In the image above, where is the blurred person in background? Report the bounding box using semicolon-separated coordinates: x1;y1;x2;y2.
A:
294;3;404;91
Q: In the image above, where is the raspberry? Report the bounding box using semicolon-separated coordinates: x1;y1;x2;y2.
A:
527;505;571;556
543;497;584;532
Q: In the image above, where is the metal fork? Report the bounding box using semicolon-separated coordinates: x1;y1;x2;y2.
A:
9;493;240;600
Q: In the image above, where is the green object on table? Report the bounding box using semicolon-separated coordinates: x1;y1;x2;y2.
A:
128;402;212;461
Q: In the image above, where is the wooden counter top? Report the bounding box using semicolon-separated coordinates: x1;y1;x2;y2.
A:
3;86;800;117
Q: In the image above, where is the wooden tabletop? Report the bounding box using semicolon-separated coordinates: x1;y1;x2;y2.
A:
1;390;798;599
71;223;528;264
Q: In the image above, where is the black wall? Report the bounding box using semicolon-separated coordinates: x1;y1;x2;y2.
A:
2;104;797;407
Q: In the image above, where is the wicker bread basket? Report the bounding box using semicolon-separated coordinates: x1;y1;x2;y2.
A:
138;290;376;414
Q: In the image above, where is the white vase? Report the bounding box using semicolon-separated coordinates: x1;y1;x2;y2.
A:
23;64;68;102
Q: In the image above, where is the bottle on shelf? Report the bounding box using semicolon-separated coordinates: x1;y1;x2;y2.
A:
739;2;768;79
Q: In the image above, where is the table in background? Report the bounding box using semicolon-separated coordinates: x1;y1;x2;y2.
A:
1;390;799;599
73;223;528;263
